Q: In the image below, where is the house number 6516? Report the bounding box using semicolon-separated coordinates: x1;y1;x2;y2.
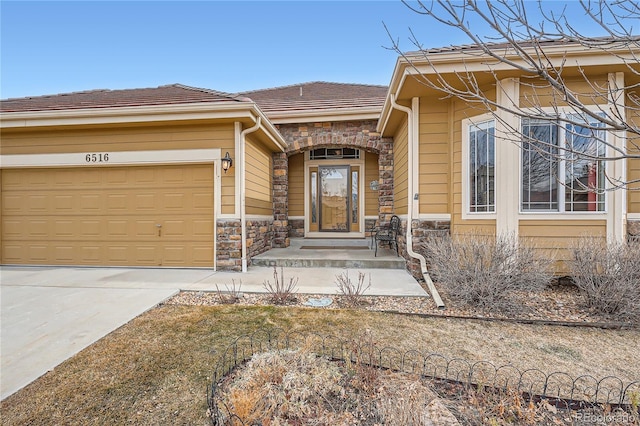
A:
85;153;109;163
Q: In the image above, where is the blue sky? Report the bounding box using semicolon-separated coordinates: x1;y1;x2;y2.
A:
0;1;613;99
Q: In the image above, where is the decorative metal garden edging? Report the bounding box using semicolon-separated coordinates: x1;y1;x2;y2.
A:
207;328;639;425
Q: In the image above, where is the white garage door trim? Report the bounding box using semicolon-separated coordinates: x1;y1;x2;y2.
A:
0;149;221;168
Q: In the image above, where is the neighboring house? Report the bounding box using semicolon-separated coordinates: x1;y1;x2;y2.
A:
1;40;638;275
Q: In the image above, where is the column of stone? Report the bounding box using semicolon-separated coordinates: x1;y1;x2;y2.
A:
378;138;394;225
272;152;290;248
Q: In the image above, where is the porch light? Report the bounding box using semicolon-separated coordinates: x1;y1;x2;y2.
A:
221;152;233;173
369;180;379;191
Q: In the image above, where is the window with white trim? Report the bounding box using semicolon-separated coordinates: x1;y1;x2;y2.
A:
468;120;495;213
521;116;606;213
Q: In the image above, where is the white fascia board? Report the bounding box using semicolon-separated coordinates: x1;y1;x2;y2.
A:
250;105;287;152
401;46;636;75
378;85;411;135
0;101;259;128
267;107;382;124
377;58;408;134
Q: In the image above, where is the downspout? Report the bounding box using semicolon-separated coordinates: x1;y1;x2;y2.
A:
390;94;445;308
240;116;261;272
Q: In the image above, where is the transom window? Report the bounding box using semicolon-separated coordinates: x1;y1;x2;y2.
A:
468;120;495;213
309;148;360;160
521;116;606;212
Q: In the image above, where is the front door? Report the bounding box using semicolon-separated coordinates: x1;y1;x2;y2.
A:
308;165;360;233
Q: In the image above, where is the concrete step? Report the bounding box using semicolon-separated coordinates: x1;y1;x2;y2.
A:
251;256;406;269
251;238;406;269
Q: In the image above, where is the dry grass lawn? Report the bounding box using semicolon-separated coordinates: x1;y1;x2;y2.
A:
1;305;638;425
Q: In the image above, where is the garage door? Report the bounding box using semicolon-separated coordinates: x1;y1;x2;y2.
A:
1;164;214;267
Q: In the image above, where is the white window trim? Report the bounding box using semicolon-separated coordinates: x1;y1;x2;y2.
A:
517;106;609;219
462;113;496;220
460;73;625;244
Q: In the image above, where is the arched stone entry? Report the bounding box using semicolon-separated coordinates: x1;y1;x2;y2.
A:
272;120;393;247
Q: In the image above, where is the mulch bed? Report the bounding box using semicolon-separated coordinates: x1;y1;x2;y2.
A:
165;283;637;329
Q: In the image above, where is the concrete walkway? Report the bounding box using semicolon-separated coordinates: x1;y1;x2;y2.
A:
1;265;426;400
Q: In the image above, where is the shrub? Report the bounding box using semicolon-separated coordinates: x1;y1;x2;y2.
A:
215;347;347;425
215;279;242;304
423;232;554;312
262;266;299;304
335;270;371;307
568;237;640;322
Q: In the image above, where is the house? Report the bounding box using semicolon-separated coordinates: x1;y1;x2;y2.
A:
1;39;638;276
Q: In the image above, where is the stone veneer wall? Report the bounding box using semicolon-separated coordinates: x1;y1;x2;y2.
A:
289;218;305;238
216;219;242;271
246;219;274;264
395;218;451;281
272;152;289;248
628;220;640;242
278;120;389;155
376;140;394;226
217;218;274;271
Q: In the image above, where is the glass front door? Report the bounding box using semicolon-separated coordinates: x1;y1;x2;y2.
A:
320;166;349;231
309;165;359;233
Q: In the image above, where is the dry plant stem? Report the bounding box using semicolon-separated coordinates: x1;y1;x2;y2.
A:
215;279;242;304
335;270;372;306
262;266;299;305
569;237;640;322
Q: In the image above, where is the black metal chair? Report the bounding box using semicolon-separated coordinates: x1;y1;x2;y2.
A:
372;215;400;257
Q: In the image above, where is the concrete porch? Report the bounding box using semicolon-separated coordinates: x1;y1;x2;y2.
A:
252;238;406;269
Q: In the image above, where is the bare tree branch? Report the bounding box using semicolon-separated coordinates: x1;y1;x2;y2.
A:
386;0;640;191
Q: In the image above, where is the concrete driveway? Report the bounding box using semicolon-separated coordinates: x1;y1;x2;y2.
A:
0;265;427;400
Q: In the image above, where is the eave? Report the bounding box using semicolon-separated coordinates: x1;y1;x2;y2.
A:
0;101;287;153
265;106;382;124
378;41;640;136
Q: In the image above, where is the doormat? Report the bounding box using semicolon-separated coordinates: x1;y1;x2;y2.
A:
300;246;369;250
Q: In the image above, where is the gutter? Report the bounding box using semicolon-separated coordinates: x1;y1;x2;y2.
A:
240;116;261;272
389;94;445;309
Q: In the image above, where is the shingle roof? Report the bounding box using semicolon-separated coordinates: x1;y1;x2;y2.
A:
405;35;637;56
240;81;388;114
0;84;243;113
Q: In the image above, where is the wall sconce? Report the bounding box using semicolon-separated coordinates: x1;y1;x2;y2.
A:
369;180;379;191
221;152;233;173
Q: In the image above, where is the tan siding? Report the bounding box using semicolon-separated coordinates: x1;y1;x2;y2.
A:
394;116;409;215
0;172;2;263
1;122;237;215
0;124;234;154
519;220;606;273
628;86;640;213
365;151;378;216
418;98;450;214
288;153;304;216
629;158;640;213
244;136;272;215
450;88;496;234
519;76;609;109
245;198;272;216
